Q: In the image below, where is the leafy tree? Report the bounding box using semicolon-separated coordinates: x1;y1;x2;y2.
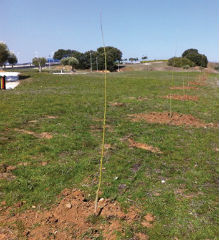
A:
53;49;72;60
0;42;9;67
182;49;198;58
8;53;17;68
32;57;46;72
97;46;122;71
142;56;148;60
182;48;208;68
61;57;79;71
186;53;208;68
70;50;83;61
129;57;138;63
78;50;97;70
129;58;135;63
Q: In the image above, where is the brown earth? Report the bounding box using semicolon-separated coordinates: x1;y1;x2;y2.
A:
162;95;199;101
28;115;58;124
90;124;114;133
129;112;215;128
170;86;198;90
0;189;153;240
189;82;206;86
128;139;162;154
109;102;125;107
0;164;16;181
137;96;148;101
14;128;53;139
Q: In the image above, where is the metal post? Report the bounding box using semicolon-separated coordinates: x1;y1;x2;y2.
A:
90;52;93;72
96;57;98;71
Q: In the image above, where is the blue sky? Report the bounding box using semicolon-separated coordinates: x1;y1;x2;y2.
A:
1;0;219;63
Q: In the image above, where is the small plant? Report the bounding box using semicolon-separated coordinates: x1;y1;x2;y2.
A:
86;214;105;225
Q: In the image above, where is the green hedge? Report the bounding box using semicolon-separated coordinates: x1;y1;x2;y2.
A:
168;57;195;68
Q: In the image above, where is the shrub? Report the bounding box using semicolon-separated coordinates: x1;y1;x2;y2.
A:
168;57;195;68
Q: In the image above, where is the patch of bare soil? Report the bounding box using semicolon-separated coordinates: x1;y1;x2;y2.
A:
162;95;199;101
174;187;203;200
14;128;53;139
137;96;148;101
128;96;148;101
170;86;198;90
45;115;58;119
189;82;206;86
90;124;114;133
129;112;215;128
0;164;16;181
128;139;162;154
141;214;155;228
0;189;152;240
109;102;125;107
135;233;149;240
28;116;58;123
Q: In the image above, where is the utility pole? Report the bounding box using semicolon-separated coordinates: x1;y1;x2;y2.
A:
90;52;93;72
118;60;120;72
48;55;51;70
96;57;98;71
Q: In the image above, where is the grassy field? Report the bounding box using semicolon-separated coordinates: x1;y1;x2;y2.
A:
0;70;219;239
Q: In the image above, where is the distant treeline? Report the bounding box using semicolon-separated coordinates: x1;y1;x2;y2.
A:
53;47;122;71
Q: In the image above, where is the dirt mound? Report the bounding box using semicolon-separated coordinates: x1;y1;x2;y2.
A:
14;128;53;139
170;86;198;90
189;82;206;86
162;95;199;101
0;189;153;240
128;139;162;154
129;112;214;128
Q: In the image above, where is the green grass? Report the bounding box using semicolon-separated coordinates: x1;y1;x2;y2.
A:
0;70;219;239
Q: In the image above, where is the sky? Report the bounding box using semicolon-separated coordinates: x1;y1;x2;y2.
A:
1;0;219;63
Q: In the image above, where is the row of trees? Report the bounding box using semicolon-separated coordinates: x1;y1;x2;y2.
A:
53;46;122;72
0;42;18;68
168;48;208;68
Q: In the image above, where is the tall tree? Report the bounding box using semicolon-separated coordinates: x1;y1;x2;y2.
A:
182;49;208;68
0;42;9;67
8;53;18;68
97;46;122;71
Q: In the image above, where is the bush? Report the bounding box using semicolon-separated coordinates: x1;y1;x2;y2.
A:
168;57;195;68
